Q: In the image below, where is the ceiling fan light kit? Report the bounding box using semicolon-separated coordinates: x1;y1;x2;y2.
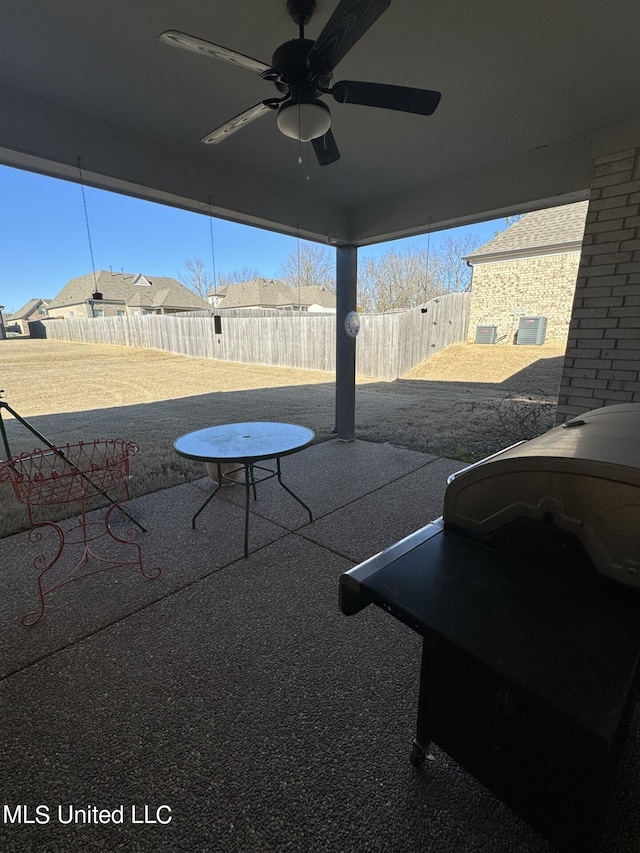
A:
160;0;441;165
276;98;331;141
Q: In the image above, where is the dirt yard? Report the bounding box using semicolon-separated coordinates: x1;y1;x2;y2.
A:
0;338;566;537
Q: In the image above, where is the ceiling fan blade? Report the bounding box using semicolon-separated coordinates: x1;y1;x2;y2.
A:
201;102;277;144
308;0;390;74
331;81;441;115
159;30;271;76
312;129;341;166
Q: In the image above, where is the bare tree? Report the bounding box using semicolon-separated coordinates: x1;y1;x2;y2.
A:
357;255;379;313
178;257;214;299
356;234;481;311
279;243;335;292
216;266;264;288
433;234;481;292
358;245;444;312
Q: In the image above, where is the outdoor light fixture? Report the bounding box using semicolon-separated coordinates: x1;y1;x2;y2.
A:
276;98;331;142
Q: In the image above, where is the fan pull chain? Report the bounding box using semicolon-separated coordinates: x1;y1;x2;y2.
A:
297;138;311;181
297;104;303;165
77;157;98;292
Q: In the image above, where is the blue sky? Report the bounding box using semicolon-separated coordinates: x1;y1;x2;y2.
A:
0;163;504;314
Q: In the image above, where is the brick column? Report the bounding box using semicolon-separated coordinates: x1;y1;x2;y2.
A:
555;148;640;422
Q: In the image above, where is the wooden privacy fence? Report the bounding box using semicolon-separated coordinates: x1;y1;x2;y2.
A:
43;292;470;380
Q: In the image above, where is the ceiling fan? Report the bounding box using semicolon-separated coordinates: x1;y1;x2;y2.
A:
159;0;441;165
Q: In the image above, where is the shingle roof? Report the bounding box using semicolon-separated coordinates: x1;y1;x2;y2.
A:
47;271;211;311
211;279;291;309
465;201;589;263
212;278;336;310
296;285;336;309
11;298;50;319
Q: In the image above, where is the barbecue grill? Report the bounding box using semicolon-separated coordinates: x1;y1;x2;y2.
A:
340;403;640;851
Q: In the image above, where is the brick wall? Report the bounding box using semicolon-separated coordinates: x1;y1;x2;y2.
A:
14;318;32;335
48;304;92;320
555;148;640;422
468;252;579;344
48;303;131;320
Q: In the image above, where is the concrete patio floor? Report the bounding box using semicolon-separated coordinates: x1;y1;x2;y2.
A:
1;438;639;852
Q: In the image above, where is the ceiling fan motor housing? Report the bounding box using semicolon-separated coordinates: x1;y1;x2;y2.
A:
270;37;333;141
271;39;316;84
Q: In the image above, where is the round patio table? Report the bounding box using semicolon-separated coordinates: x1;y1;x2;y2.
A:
174;422;315;557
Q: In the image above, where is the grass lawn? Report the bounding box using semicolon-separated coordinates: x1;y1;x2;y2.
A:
0;338;566;537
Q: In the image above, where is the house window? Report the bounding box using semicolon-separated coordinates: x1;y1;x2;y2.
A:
94;308;104;318
117;310;126;317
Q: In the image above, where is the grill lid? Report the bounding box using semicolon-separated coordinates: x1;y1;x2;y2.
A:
444;403;640;587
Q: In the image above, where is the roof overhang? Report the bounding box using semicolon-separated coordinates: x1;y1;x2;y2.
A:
2;2;640;245
466;240;585;265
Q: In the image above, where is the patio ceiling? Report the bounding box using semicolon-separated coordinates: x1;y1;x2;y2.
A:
1;1;639;246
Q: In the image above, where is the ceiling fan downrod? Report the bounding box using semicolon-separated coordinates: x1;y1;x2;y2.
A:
286;0;317;30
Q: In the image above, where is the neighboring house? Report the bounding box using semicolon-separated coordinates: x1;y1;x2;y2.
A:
296;285;337;313
3;313;24;335
47;270;211;319
208;278;336;313
464;201;588;344
9;298;50;335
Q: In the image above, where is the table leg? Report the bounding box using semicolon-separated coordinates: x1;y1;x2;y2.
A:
191;476;222;530
244;463;251;557
276;458;313;522
191;456;311;556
